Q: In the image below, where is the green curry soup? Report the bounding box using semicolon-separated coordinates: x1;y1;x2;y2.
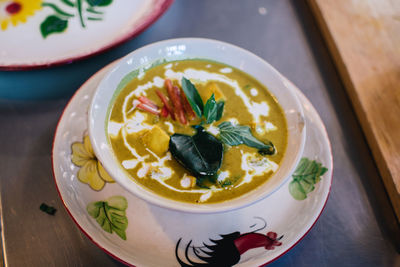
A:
108;59;287;203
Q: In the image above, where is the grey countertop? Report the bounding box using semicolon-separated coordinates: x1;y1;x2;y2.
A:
0;0;399;266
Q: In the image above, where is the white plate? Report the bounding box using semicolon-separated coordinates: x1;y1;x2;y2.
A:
52;62;333;267
0;0;173;70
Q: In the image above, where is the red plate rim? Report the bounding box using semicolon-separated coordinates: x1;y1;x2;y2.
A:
51;61;333;266
1;0;174;71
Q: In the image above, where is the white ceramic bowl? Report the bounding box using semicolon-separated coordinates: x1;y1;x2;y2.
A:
89;38;306;213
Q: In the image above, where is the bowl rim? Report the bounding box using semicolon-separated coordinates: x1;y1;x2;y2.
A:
88;37;306;214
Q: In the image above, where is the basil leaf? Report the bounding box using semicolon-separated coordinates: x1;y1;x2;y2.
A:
289;158;328;200
217;121;244;146
87;196;128;240
215;101;225;121
204;94;219;124
218;122;275;153
241;131;272;149
258;144;276;155
40;15;68;38
196;177;210;189
196;174;219;188
181;77;204;118
169;126;223;177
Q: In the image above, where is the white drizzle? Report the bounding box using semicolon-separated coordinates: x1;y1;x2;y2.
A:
238;152;279;186
164;121;174;133
122;159;139;169
250;88;258;96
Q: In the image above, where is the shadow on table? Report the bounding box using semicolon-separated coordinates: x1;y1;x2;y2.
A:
290;0;400;253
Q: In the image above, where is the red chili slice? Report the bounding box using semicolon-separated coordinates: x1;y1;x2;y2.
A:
160;106;169;117
173;86;187;124
137;103;160;115
180;88;196;119
155;89;175;120
165;79;186;124
138;96;158;109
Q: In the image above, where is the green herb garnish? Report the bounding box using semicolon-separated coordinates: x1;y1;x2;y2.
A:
181;77;225;123
289;158;328;200
169;126;223;177
40;203;57;215
87;196;128;240
204;94;225;124
196;177;210;189
220;179;232;187
215;101;225;121
204;94;218;124
217;121;275;153
219;175;242;188
258;145;276;156
172;77;276;188
181;77;204;118
196;174;219;188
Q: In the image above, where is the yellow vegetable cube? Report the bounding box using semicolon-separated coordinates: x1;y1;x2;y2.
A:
140;126;170;156
199;82;225;103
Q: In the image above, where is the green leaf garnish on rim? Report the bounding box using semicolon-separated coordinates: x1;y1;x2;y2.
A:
289;158;328;200
217;121;275;154
87;196;128;240
181;77;204;118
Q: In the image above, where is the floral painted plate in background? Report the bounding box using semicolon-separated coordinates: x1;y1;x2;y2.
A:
0;0;173;70
52;63;333;266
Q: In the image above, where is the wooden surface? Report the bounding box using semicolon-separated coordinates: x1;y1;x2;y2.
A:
308;0;400;221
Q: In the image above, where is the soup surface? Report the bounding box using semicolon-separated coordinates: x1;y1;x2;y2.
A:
108;59;287;203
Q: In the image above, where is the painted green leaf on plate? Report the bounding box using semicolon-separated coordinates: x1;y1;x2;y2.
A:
86;0;113;7
289;158;328;200
87;196;128;240
40;15;68;38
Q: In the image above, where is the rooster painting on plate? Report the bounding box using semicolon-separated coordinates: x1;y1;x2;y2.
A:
175;217;283;267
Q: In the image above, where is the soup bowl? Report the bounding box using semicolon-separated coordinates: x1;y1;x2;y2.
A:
89;38;306;213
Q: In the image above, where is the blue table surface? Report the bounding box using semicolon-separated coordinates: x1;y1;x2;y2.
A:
0;0;399;266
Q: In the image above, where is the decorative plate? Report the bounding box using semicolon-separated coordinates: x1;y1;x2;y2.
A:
0;0;173;70
52;63;333;267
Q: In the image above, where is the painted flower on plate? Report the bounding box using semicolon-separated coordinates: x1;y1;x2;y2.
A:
71;135;114;190
0;0;42;30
